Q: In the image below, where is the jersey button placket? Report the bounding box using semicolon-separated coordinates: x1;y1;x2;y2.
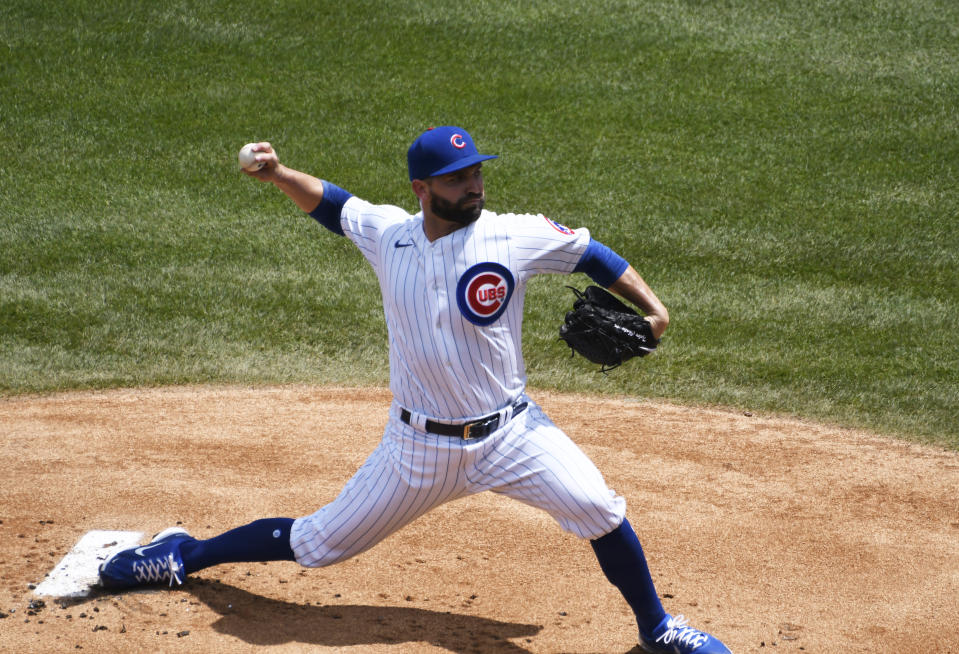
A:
426;245;452;367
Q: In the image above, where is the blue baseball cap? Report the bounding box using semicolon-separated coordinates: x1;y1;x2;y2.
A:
407;126;498;181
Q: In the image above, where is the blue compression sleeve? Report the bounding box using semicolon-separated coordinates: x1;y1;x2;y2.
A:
573;238;629;287
591;519;667;636
307;180;352;235
179;518;296;573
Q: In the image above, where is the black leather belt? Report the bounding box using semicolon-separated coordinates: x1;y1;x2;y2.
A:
400;401;528;440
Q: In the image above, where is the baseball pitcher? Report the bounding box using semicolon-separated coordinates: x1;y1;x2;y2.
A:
99;126;732;654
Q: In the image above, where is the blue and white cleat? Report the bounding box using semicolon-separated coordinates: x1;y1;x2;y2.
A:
99;527;194;590
638;614;732;654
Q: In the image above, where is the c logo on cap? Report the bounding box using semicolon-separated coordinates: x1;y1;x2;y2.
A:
450;134;466;149
456;262;515;326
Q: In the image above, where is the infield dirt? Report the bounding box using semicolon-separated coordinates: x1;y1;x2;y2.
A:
1;386;957;653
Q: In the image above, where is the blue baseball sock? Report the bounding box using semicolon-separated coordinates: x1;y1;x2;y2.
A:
179;518;296;574
591;519;667;636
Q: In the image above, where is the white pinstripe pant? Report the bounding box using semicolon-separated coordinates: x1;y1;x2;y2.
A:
290;399;626;567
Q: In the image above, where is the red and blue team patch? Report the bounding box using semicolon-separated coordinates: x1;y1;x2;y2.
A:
456;262;515;326
544;216;575;235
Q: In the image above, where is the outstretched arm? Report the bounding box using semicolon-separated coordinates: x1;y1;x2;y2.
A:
241;142;325;213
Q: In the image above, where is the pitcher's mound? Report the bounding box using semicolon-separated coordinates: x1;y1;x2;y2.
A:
2;385;957;653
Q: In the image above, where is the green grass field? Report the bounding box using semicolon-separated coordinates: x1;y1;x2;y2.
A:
2;0;957;447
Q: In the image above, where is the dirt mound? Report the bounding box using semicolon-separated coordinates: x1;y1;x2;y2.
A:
1;386;957;653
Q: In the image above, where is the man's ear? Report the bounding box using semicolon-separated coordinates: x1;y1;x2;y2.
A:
411;179;430;204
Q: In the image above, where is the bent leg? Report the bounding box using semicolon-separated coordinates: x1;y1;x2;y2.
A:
474;403;665;637
479;403;626;539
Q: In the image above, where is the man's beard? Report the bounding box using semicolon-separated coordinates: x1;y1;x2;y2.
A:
430;192;485;226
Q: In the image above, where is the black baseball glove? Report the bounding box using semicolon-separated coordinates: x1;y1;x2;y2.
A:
559;285;660;371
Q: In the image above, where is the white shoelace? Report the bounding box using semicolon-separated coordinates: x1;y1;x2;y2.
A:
655;615;709;650
133;553;183;587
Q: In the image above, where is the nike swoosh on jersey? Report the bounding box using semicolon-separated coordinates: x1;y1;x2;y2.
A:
394;241;414;248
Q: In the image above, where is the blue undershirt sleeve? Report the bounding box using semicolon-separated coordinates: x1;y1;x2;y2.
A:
307;180;352;236
573;238;630;287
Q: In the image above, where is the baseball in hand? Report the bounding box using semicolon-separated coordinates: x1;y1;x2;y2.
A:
238;143;265;171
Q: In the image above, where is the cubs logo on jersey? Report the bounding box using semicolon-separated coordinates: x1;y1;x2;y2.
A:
456;262;515;326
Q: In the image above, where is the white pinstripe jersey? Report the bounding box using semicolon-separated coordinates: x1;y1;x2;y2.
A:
339;196;591;420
